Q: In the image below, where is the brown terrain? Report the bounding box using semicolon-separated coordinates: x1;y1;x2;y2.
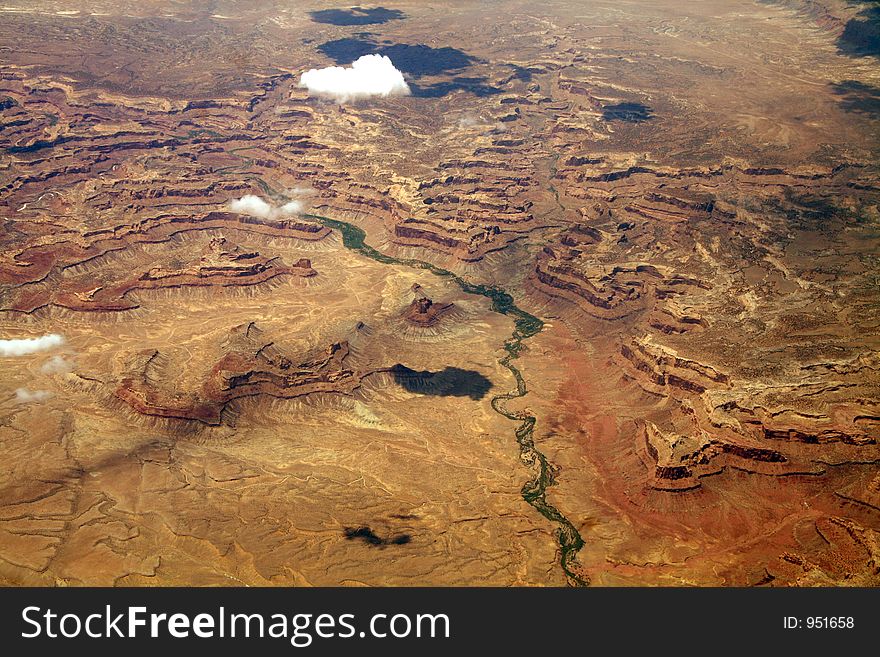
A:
0;0;878;586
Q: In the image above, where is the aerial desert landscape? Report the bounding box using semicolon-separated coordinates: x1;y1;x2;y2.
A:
0;0;878;586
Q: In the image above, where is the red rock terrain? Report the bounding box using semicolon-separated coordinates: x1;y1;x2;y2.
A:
0;0;878;586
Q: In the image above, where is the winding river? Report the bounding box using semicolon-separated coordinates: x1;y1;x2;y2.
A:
307;213;588;586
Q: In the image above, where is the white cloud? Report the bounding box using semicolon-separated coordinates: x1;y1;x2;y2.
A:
228;194;307;220
229;194;274;219
279;199;304;215
0;333;64;357
299;54;411;103
14;388;53;403
40;354;74;374
457;114;507;133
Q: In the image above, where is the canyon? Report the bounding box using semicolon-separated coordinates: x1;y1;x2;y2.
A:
0;0;878;586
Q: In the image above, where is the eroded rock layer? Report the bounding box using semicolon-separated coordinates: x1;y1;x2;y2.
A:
0;0;878;586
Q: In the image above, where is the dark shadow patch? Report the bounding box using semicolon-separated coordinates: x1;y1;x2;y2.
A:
317;37;377;64
831;79;880;116
766;189;862;232
837;4;880;58
319;38;476;76
376;43;475;77
310;7;406;26
389;364;492;400
506;64;533;82
344;526;382;545
602;102;654;123
344;526;411;547
410;77;501;98
316;37;490;98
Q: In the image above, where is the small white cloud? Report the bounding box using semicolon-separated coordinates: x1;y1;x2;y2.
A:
40;355;74;374
457;114;507;133
228;194;306;220
14;388;53;404
229;194;274;219
0;333;65;357
279;199;304;215
299;54;411;103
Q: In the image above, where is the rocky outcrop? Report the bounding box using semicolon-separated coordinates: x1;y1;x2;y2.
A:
0;211;329;291
643;422;789;491
115;324;385;425
403;295;455;328
5;237;317;313
527;156;880;501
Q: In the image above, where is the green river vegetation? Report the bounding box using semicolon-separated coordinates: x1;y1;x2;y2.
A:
304;213;588;586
